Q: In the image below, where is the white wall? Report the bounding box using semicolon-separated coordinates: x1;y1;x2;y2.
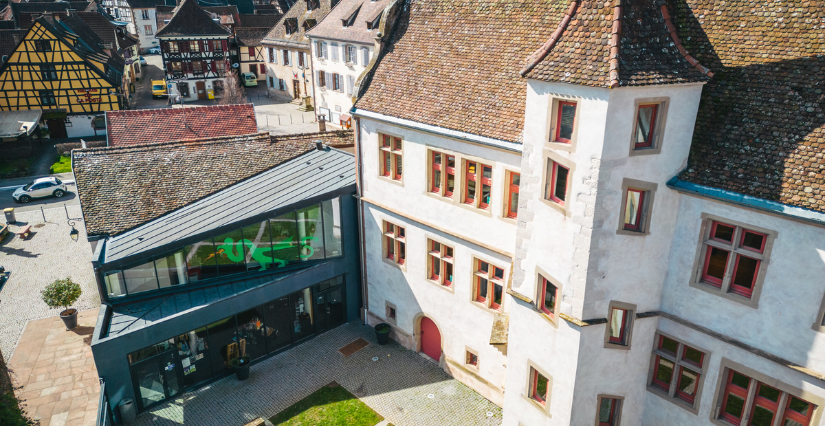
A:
263;45;312;99
132;8;158;52
310;38;372;124
65;114;106;138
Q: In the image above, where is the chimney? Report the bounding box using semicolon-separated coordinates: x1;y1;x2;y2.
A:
315;140;326;151
318;114;326;132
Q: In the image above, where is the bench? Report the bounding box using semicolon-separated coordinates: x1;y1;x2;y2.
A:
16;225;31;239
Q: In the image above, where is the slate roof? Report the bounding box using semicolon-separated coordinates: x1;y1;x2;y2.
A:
0;29;28;58
522;0;710;88
673;0;825;213
125;0;169;9
74;11;121;47
262;0;335;49
105;104;258;147
237;13;280;28
355;0;564;144
235;27;271;46
306;0;391;44
73;130;354;237
11;2;90;28
156;0;231;37
204;5;240;26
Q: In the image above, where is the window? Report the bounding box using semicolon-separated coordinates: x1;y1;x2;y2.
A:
596;396;623;426
385;301;396;325
34;40;51;52
553;101;577;143
346;45;357;64
144;25;153;35
604;301;635;348
629;99;668;155
189;40;200;52
331;43;339;61
538;275;559;320
298;51;305;67
212;40;224;52
40;64;57;81
427;239;454;288
318;71;326;87
429;150;456;197
717;368;816;426
268;47;275;63
92;116;106;130
141;9;149;20
39;90;56;106
648;333;708;412
545;159;569;205
473;258;504;311
529;367;550;406
346;75;355;96
463;161;492;210
465;350;478;368
383;221;405;266
505;171;520;219
168;42;179;53
282;50;291;66
332;73;341;91
361;47;369;65
378;134;402;181
693;217;773;304
214;61;225;73
634;104;658;148
191;61;203;74
278;79;286;91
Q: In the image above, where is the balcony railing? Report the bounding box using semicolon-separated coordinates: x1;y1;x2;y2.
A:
96;378;113;426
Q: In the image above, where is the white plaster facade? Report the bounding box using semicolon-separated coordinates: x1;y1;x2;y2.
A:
65;114;107;138
131;7;159;53
263;45;312;101
309;39;373;126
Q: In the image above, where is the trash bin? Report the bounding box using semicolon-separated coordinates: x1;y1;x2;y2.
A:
3;208;15;224
118;399;136;425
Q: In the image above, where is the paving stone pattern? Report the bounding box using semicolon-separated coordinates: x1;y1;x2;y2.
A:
0;206;101;358
135;322;502;426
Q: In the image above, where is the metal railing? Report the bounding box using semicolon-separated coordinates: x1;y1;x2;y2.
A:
96;378;113;426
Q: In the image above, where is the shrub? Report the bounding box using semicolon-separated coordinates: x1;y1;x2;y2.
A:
0;391;37;426
41;278;82;314
55;141;106;155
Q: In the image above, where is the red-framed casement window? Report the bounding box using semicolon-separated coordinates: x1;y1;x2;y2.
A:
649;334;706;407
700;220;767;298
166;41;180;53
383;221;405;266
429;151;457;197
463;161;492;209
473;259;504;310
530;368;550;405
539;276;559;319
607;308;630;345
545;160;570;205
465;351;478;367
623;188;646;231
427;239;454;287
379;135;402;180
633;104;658;148
506;172;520;219
597;397;621;426
719;369;816;426
553;101;577;143
189;40;202;52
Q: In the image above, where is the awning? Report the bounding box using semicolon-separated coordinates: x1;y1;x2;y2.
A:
339;113;351;122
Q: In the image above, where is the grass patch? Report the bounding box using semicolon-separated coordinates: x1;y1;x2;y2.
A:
270;382;383;426
50;155;72;174
0;157;32;175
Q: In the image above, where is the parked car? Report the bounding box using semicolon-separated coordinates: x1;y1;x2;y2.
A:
139;56;147;65
152;80;167;98
13;177;67;203
241;72;258;87
148;46;161;54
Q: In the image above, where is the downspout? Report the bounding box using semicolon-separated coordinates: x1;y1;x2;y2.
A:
354;116;369;324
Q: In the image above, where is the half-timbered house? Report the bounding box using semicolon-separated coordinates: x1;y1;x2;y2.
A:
156;0;231;101
235;27;268;82
0;14;123;138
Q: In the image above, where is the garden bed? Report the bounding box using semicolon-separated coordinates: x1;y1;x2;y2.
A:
269;382;384;426
49;155;71;174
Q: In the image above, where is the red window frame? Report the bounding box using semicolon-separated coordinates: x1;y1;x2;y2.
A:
384;222;404;265
729;254;759;297
623;188;645;231
507;172;520;219
633;104;658;148
464;161;477;205
548;161;569;205
598;398;618;426
430;151;442;193
479;165;492;210
701;245;729;287
783;396;815;426
554;101;576;143
720;370;750;425
740;229;767;253
675;365;701;404
608;308;629;344
379;135;401;180
701;221;768;298
531;369;548;405
444;155;456;197
466;351;478;367
651;355;674;391
429;240;440;280
747;383;780;426
539;277;558;318
427;239;453;287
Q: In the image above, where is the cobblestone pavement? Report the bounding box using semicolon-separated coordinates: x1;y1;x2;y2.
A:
135;322;502;426
0;205;101;358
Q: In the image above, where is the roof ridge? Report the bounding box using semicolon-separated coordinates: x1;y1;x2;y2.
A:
270;129;353;141
519;0;579;77
659;3;713;78
76;132;271;154
607;0;622;88
106;104;254;115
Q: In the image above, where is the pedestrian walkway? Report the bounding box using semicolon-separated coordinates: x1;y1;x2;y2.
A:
8;308;100;426
135;322;502;426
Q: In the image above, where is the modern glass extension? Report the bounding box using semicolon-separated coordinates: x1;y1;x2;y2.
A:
102;198;344;300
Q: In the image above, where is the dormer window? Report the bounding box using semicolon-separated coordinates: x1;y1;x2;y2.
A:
284;18;298;35
341;5;360;27
306;0;319;10
366;13;381;29
302;19;317;31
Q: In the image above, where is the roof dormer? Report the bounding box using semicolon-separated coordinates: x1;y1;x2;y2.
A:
284;17;298;34
341;4;360;27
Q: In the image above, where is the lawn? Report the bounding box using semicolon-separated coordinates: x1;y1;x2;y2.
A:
270;382;384;426
0;157;32;175
49;155;71;173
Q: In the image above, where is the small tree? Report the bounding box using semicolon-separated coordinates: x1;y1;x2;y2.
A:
41;278;81;315
219;71;245;105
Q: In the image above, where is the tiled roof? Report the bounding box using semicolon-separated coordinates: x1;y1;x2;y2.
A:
204;5;240;26
105;104;258;147
675;0;825;212
355;0;564;144
262;0;335;48
125;0;169;9
73;130;354;237
11;2;90;28
156;0;231;37
306;0;391;45
0;29;28;58
237;13;281;28
235;27;270;46
74;11;119;47
522;0;710;87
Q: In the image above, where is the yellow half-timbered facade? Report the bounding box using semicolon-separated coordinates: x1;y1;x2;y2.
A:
0;15;124;138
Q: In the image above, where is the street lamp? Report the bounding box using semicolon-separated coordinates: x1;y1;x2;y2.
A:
68;220;79;242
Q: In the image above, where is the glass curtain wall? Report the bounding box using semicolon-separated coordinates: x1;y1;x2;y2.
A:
104;198;345;299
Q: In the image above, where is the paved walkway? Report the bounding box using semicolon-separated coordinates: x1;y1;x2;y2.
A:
0;205;100;358
136;322;502;426
8;308;100;426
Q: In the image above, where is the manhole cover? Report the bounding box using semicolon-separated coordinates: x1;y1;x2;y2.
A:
33;224;45;228
371;357;379;362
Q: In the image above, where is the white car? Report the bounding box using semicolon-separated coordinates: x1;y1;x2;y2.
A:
12;177;67;203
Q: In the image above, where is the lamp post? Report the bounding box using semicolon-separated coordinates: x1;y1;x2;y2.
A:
68;220;79;242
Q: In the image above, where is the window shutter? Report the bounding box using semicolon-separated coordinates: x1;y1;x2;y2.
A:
331;44;338;61
211;61;216;72
222;40;228;51
347;75;355;95
362;47;369;65
248;47;255;56
260;64;266;74
198;40;204;52
162;41;169;52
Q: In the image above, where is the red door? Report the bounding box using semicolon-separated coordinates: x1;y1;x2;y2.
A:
420;317;441;361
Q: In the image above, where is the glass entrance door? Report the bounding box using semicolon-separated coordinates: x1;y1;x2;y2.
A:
131;349;181;410
314;288;345;333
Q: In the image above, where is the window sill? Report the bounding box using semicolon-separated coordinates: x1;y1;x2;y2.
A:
426;278;455;293
454;200;494;219
616;228;649;237
645;385;700;415
535;308;559;328
469;300;499;315
538;196;570;217
377;174;404;187
688;280;759;309
545;139;575;153
629;146;663;157
381;256;407;272
603;341;630;351
521;394;551;417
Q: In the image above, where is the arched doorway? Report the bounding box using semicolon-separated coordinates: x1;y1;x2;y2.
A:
420;317;441;361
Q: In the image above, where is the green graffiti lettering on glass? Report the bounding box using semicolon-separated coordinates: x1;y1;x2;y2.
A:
217;236;317;271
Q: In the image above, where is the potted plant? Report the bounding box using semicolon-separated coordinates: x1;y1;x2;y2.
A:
229;355;251;381
41;278;82;330
375;323;391;345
